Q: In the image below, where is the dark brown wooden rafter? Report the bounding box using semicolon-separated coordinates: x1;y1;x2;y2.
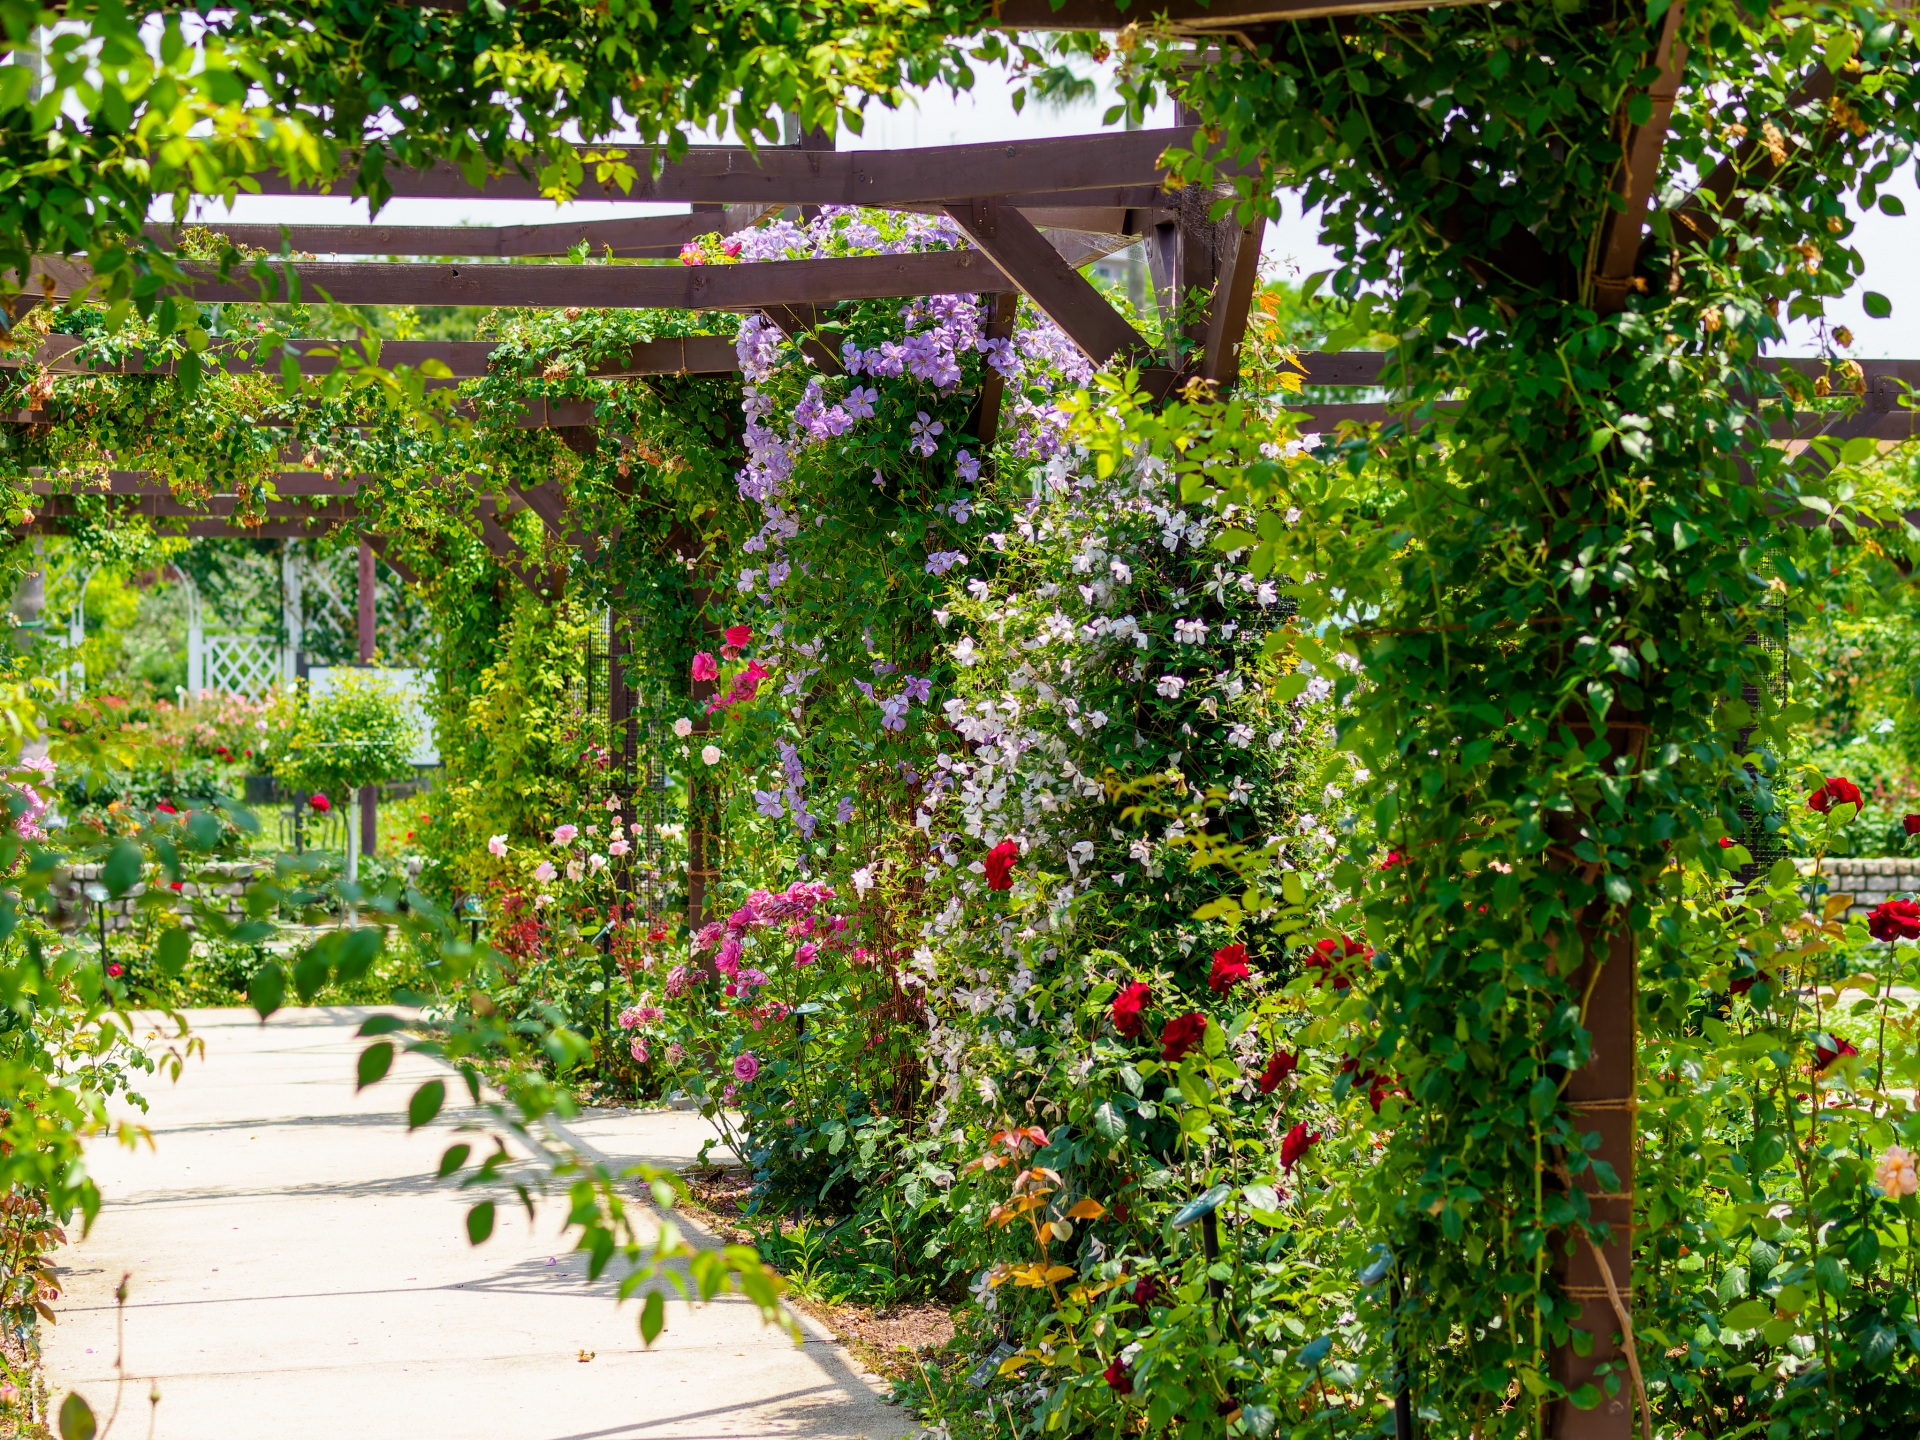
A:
8;334;742;380
1199;210;1268;385
146;211;719;260
759;304;844;375
944;195;1170;387
359;530;420;587
1658;67;1839;252
969;292;1021;448
235;128;1216;207
1590;0;1688;314
992;0;1484;24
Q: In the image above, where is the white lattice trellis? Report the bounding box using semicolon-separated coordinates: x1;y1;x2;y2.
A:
202;634;284;697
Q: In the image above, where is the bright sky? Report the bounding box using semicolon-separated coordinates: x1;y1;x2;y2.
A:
179;69;1919;359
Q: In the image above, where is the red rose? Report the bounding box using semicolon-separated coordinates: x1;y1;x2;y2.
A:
1305;935;1371;990
1130;1277;1159;1309
1159;1012;1207;1063
106;962;123;978
1808;776;1863;814
984;839;1019;891
1280;1121;1321;1171
155;801;177;815
1257;1050;1298;1094
1718;836;1734;849
1815;1035;1858;1072
723;624;753;648
1729;968;1771;997
168;880;183;892
1906;814;1920;837
1111;981;1150;1038
1103;1358;1133;1396
1208;943;1251;993
1379;850;1404;870
1870;899;1920;943
308;793;331;813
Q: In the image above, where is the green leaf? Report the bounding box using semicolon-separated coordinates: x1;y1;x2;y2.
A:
1092;1101;1126;1141
1864;291;1893;319
292;948;330;1004
1626;93;1653;127
0;65;34;113
1840;435;1878;466
1880;194;1906;217
1722;1298;1772;1329
247;961;285;1020
640;1288;665;1344
1567;1383;1602;1411
1862;1323;1898;1371
155;926;192;978
58;1393;96;1440
466;1201;495;1245
356;1041;394;1090
357;1012;408;1036
102;840;141;898
436;1143;471;1178
408;1080;446;1131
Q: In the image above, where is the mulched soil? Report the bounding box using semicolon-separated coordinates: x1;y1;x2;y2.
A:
677;1166;957;1383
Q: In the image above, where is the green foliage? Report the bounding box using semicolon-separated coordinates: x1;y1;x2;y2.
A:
280;670;419;803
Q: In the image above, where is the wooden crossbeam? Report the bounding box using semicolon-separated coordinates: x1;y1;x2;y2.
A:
150;208;1146;263
1662;68;1838;249
759;304;844;375
1199;211;1268;385
33;250;1012;313
993;0;1484;24
970;293;1021;448
945;195;1167;383
150;212;717;260
239;129;1210;207
11;335;741;380
1590;1;1687;314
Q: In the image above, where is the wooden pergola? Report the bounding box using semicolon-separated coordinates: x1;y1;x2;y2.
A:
4;6;1908;1432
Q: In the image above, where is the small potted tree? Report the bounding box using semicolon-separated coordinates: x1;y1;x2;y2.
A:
279;671;419;887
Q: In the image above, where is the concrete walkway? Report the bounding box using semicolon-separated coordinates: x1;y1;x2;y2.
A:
44;1007;914;1440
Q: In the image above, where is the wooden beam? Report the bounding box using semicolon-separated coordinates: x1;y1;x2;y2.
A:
360;532;420;587
34;250;1012;313
992;0;1484;26
1591;2;1687;314
239;129;1213;207
1661;68;1838;250
970;292;1021;449
1199;212;1268;385
760;304;844;375
944;196;1165;381
148;212;718;260
13;334;741;380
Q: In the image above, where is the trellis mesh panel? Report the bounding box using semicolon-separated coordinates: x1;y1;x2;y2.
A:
203;634;283;697
1736;602;1790;880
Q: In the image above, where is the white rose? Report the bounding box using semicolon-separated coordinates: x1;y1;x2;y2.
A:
673;718;694;738
701;744;721;766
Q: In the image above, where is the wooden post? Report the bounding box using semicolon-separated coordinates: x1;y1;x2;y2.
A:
357;537;377;859
1552;923;1637;1439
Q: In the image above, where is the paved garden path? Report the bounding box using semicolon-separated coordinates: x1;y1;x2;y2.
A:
44;1007;914;1440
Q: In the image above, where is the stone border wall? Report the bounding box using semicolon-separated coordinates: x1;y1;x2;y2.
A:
1795;857;1920;922
49;861;267;933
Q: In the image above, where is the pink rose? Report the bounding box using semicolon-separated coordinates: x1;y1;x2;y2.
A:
733;1052;760;1083
629;1038;650;1063
795;942;818;967
532;860;557;884
691;652;719;683
552;823;578;846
